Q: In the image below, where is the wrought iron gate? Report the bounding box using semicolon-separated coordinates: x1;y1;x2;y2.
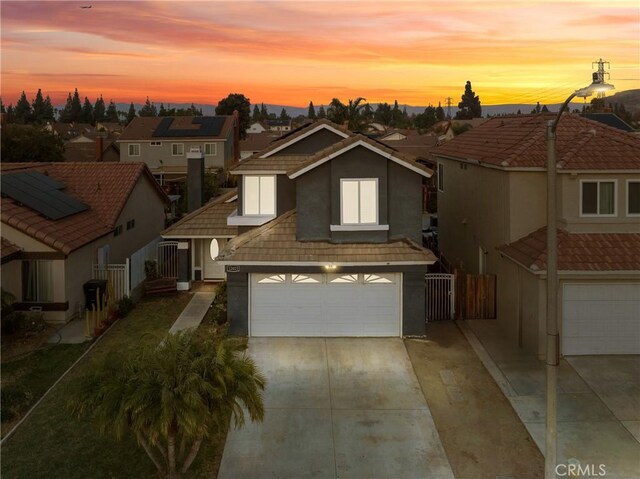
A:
157;241;179;278
425;273;455;321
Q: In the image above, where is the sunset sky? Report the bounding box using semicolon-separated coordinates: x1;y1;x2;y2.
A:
1;0;638;108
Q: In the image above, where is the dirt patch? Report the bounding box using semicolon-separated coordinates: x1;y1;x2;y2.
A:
406;321;544;479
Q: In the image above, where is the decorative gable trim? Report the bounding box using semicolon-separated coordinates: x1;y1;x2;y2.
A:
260;124;349;158
289;140;433;179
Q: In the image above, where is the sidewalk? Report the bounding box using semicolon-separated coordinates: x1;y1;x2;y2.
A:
459;319;640;478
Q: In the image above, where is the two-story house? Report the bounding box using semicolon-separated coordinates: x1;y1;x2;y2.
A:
220;120;435;337
432;114;640;356
118;115;239;184
1;162;169;323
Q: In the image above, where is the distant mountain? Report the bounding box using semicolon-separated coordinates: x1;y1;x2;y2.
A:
56;89;639;120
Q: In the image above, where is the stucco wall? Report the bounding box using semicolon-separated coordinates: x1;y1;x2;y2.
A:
403;271;427;336
227;272;249;335
296;162;331;240
559;172;640;233
120;139;227;172
276;128;344;155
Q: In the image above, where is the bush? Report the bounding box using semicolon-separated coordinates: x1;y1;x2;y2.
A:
117;296;134;318
144;260;158;280
211;281;227;325
1;387;31;422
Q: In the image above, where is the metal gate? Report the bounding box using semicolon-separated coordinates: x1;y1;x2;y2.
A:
425;273;455;321
157;241;179;278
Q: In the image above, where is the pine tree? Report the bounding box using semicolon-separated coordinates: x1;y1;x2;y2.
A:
93;96;106;123
159;103;168;116
0;99;5;114
60;93;74;122
6;104;15;123
252;104;260;121
43;95;54;122
279;108;290;121
139;97;157;117
436;102;445;122
260;103;268;121
308;101;316;119
126;102;137;125
15;91;32;124
81;97;94;124
31;89;47;123
106;100;119;123
541;104;549;113
455;81;482;119
317;105;326;119
70;88;82;122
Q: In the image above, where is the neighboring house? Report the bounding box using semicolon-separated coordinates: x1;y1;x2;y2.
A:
432;114;640;356
63;136;120;163
431;121;455;142
1;162;169;323
584;113;634;132
208;119;436;337
247;121;267;134
379;129;408;141
45;122;96;141
239;131;279;160
118;115;239;183
267;119;292;132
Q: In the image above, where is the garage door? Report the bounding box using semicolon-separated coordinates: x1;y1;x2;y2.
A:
563;283;640;355
250;273;401;337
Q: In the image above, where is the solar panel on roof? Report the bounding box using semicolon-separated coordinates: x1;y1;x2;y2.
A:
1;172;88;220
152;117;226;138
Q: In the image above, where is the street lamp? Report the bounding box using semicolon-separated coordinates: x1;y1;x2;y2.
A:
545;72;614;479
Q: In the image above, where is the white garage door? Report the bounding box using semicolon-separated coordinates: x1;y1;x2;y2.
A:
250;273;401;337
563;283;640;355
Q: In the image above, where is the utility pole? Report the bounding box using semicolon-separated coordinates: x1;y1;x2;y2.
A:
445;97;453;119
592;58;611;98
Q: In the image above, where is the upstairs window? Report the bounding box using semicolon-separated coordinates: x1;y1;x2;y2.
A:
581;180;616;216
204;143;217;156
150;141;162;147
128;144;140;156
172;143;184;156
243;175;276;216
627;181;640;216
340;179;378;225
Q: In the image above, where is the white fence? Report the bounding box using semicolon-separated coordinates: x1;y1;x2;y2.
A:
425;273;455;321
130;237;162;290
92;263;130;301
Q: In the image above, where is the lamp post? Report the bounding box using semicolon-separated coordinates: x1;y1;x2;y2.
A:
545;72;614;479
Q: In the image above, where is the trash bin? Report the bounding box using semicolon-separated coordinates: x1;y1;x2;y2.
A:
83;279;107;311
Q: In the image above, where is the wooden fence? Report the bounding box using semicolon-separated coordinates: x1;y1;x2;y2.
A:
453;269;497;319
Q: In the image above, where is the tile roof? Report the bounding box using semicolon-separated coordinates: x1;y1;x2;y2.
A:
118;116;234;141
498;227;640;272
218;210;436;264
287;134;434;178
379;132;438;159
162;189;238;238
1;237;22;263
231;155;310;173
1;162;169;255
432;114;640;170
63;139;119;163
240;131;279;153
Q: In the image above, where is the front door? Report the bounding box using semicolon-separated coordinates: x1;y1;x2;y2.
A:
203;238;227;280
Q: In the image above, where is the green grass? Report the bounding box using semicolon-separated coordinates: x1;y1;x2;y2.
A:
1;293;228;479
1;343;89;429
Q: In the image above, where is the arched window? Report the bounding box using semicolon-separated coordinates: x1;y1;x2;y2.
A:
209;239;219;260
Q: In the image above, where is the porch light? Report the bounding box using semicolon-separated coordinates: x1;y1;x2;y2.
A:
324;263;337;270
544;72;614;479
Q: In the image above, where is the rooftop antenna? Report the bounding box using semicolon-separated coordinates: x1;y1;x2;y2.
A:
592;58;611;98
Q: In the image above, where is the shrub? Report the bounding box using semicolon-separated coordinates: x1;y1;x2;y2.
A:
117;296;134;318
144;259;158;280
211;281;227;325
1;387;31;422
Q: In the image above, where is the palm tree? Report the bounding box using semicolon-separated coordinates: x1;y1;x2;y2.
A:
69;329;265;478
327;97;369;132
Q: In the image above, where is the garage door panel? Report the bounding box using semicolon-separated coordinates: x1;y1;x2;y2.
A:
250;273;401;337
562;283;640;355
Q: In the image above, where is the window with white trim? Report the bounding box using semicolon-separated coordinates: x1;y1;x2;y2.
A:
257;274;286;284
330;274;359;283
172;143;184;156
150;141;162;147
437;162;444;192
22;260;54;302
204;143;217;156
341;179;377;225
292;274;322;284
363;273;394;284
581;180;616;216
627;180;640;216
128;143;140;156
243;175;276;216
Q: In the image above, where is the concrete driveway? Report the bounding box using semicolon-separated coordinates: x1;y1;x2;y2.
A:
218;338;454;479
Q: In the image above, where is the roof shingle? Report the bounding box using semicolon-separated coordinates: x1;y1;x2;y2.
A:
162;189;238;238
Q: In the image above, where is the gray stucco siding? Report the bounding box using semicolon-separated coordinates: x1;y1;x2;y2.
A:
296;162;331;240
402;271;427;336
277;175;296;215
277;129;345;155
388;161;422;244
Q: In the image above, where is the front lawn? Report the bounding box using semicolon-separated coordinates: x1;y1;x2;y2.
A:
1;293;228;479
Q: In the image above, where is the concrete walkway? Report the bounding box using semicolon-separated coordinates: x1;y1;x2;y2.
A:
47;318;90;344
460;320;640;479
218;338;454;479
168;291;216;334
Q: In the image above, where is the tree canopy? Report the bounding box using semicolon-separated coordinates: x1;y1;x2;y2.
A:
307;101;316;119
138;97;158;117
455;81;482;119
215;93;251;139
1;124;65;162
68;329;265;479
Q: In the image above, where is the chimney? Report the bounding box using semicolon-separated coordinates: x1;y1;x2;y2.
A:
186;147;205;213
233;110;240;164
95;134;104;162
